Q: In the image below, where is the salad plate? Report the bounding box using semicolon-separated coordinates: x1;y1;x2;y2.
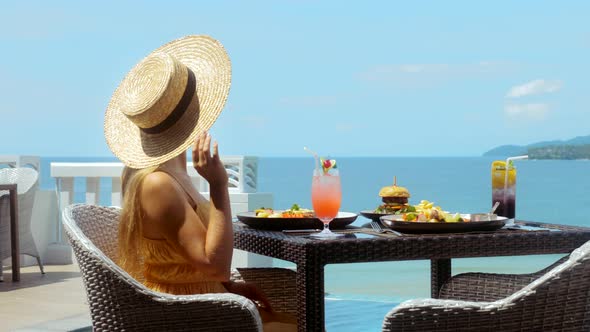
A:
236;211;358;230
380;214;507;233
359;210;391;222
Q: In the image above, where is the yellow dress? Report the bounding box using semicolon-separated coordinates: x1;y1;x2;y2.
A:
134;166;297;331
141;237;228;295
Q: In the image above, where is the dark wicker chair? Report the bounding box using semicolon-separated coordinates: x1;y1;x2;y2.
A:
382;242;590;331
63;204;296;331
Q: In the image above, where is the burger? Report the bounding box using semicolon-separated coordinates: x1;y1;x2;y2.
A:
374;185;414;214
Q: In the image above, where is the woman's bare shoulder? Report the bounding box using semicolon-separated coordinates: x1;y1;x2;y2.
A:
140;171;187;220
142;171;181;193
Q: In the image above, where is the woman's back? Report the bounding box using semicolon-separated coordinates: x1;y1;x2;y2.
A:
122;164;227;294
141;237;227;295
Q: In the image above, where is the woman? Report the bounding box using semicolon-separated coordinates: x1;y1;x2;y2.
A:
104;35;296;331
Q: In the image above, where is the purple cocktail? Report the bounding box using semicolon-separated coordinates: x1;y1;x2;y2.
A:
491;160;516;220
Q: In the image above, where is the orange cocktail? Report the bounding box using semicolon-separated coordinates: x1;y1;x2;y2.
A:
310;163;343;238
312;172;342;222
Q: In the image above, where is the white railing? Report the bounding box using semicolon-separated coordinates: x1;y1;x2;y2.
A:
50;156;259;208
46;156;271;266
0;155;40;171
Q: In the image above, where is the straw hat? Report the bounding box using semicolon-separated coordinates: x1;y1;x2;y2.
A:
104;35;231;169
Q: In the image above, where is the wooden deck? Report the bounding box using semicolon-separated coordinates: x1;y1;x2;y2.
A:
0;264;90;331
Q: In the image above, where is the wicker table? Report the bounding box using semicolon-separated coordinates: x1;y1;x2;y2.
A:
233;221;590;332
0;184;19;282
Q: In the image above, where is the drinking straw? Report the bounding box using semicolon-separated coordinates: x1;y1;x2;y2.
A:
503;155;528;219
304;147;321;176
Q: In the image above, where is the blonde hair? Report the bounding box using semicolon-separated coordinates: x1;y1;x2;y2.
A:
117;165;158;280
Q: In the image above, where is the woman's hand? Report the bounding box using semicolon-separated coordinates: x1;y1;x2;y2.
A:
223;281;274;312
192;132;228;189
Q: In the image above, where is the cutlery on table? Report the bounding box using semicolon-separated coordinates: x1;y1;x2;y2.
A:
370;221;402;236
282;229;321;234
490;201;500;216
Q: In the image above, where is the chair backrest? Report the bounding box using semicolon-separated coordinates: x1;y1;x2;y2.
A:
68;204;121;262
384;240;590;331
63;203;262;331
469;242;590;329
0;168;38;194
0;168;40;260
504;239;590;304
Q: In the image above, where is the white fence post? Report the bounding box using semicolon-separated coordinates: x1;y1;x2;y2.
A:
58;178;74;243
111;177;122;207
86;177;100;205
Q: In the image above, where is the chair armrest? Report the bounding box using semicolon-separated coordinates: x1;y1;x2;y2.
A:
81;273;264;331
438;272;536;301
439;255;569;302
382;298;507;332
232;267;297;315
135;292;263;331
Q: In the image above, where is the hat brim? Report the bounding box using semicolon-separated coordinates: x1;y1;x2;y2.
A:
104;35;231;169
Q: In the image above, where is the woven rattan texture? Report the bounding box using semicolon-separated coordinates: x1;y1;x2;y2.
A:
233;268;298;315
0;168;43;270
438;255;570;302
233;222;590;332
382;244;590;331
64;204;296;331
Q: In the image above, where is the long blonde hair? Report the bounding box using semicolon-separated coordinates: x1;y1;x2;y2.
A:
117;165;158;280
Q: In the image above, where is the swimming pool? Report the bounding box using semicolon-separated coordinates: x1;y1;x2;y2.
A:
326;295;402;331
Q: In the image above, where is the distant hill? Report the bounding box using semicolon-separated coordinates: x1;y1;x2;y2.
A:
528;144;590;159
483;135;590;157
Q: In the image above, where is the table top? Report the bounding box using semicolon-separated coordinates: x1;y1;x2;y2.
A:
233;221;590;265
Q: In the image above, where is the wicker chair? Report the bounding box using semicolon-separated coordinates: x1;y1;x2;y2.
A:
63;204;297;331
0;168;44;280
382;242;590;331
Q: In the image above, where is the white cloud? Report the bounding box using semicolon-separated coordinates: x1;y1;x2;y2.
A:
504;103;550;121
278;95;337;107
335;123;354;132
357;61;517;84
399;64;452;74
398;65;423;73
239;115;268;130
0;107;15;115
0;5;75;40
506;79;562;98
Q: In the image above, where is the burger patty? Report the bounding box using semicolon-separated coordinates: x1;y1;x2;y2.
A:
375;202;417;214
382;197;408;204
373;203;416;214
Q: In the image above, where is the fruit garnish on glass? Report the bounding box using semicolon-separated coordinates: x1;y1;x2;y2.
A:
320;158;337;175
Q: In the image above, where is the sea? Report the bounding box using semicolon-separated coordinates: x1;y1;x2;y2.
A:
39;156;590;331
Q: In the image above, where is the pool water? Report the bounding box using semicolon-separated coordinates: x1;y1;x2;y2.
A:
326;295;401;331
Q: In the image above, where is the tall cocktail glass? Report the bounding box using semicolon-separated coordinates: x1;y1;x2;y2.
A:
310;168;343;238
491;160;516;222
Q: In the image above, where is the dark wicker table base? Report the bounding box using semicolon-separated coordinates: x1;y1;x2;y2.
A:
0;184;19;282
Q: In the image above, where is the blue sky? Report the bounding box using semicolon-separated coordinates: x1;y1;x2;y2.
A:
1;0;588;157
